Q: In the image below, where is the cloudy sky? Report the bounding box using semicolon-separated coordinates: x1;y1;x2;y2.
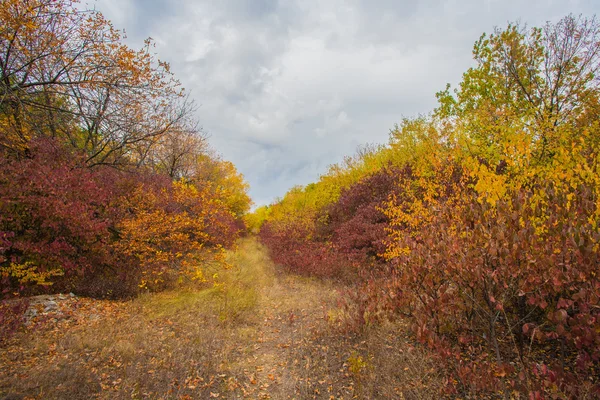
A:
90;0;598;206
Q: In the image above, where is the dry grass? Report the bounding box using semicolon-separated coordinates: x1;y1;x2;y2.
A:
1;238;444;399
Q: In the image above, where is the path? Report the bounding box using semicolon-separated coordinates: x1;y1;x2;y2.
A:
224;238;351;399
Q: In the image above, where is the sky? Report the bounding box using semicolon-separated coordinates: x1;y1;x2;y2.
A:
88;0;599;207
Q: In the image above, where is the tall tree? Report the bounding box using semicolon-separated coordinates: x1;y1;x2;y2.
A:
436;15;600;164
0;0;197;166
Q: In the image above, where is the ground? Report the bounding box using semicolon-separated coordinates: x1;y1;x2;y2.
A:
0;238;442;399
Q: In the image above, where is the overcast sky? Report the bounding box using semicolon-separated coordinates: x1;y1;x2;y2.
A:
89;0;598;206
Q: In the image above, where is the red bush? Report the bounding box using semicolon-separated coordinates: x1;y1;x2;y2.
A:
1;138;245;299
319;166;406;267
259;221;347;278
260;167;407;280
385;170;600;396
0;139;118;297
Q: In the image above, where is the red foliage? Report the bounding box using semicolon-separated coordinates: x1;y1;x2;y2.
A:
0;138;245;299
260;167;406;280
259;222;347;278
0;139;118;296
0;298;29;343
201;200;244;248
385;172;600;396
319;166;405;267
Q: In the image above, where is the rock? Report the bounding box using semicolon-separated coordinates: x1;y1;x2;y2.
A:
69;292;76;297
43;300;58;312
23;308;38;326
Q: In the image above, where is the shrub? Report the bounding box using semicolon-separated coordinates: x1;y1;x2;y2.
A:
0;139;116;297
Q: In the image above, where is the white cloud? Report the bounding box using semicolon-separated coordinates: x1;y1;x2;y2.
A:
92;0;599;206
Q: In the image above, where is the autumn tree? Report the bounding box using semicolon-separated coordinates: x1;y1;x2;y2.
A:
193;153;252;217
245;205;271;234
383;15;600;396
144;128;209;179
436;14;600;166
113;179;235;291
0;0;196;166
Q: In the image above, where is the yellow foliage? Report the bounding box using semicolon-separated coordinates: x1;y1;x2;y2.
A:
0;261;63;286
114;180;231;291
193;154;252;218
244;205;271;233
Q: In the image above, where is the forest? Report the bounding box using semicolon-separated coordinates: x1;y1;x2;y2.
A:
1;0;599;399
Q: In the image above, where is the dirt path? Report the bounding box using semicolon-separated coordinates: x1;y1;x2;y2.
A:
224;238;347;399
247;276;342;398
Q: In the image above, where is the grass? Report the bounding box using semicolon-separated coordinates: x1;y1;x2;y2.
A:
0;237;444;399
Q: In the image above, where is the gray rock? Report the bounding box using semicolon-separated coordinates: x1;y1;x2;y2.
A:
24;308;38;318
43;300;58;312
